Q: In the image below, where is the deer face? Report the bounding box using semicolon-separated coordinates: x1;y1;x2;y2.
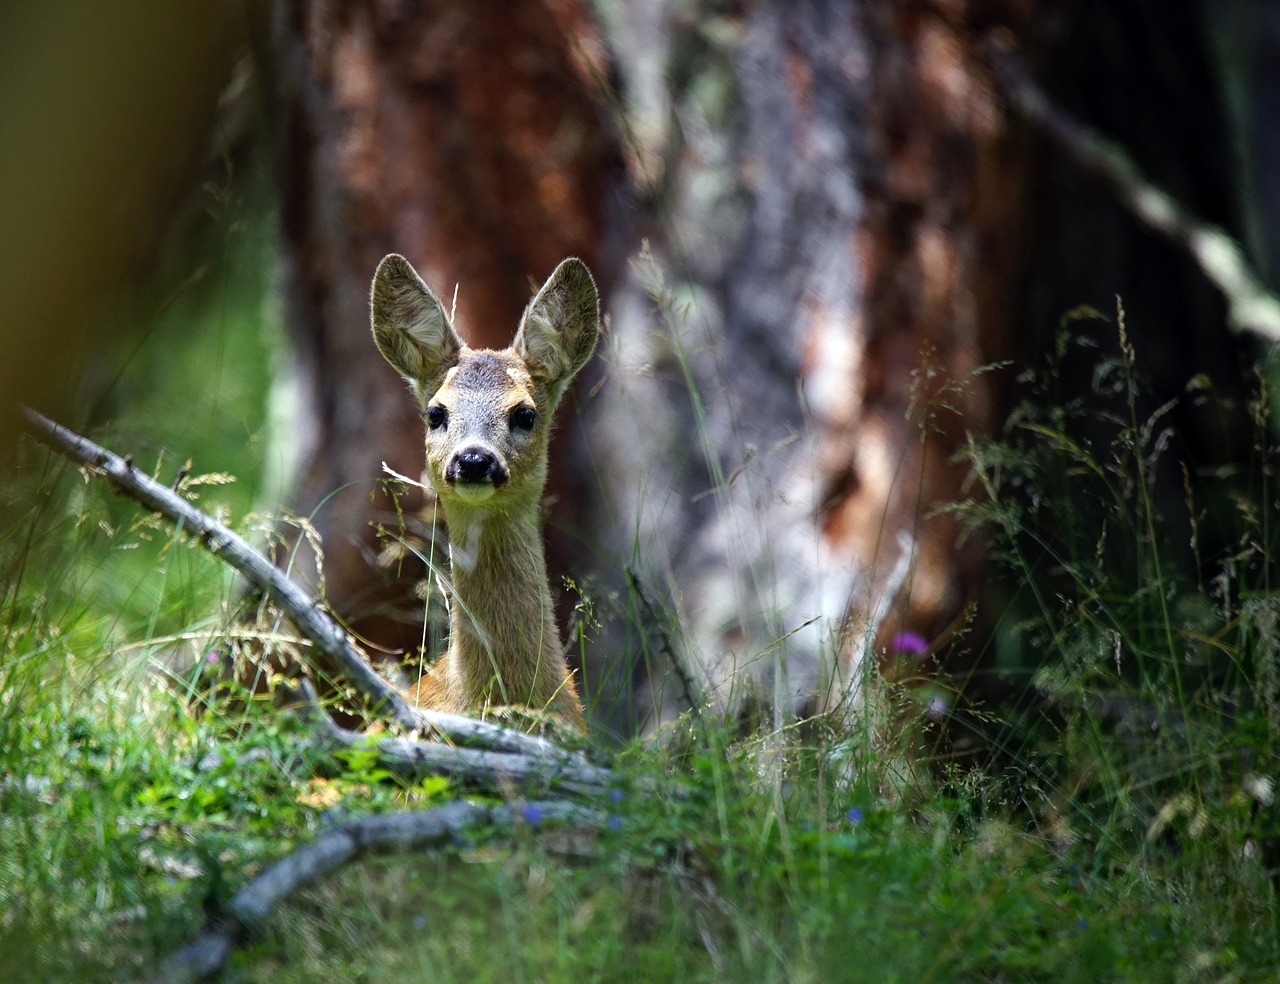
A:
370;254;600;509
421;350;545;505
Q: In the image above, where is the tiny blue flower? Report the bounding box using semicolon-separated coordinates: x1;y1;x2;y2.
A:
1075;916;1088;931
846;806;864;823
412;914;427;930
521;803;546;827
607;814;622;832
610;788;624;804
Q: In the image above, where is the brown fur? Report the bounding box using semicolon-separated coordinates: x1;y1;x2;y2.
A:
370;254;599;733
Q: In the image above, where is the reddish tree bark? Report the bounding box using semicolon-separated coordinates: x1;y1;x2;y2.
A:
267;0;622;671
819;4;1015;682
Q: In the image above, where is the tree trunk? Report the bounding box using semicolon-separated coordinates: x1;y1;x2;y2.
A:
264;0;1272;734
585;0;1264;732
584;1;1017;729
266;0;623;678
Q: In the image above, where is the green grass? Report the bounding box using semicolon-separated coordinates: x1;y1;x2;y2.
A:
2;279;1278;980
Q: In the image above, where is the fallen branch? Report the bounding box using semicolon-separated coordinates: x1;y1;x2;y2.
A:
18;407;591;764
286;680;615;797
319;716;613;796
20;415;629;984
985;40;1280;344
149;799;603;984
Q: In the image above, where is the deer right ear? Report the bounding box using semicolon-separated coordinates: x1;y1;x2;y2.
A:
370;254;464;399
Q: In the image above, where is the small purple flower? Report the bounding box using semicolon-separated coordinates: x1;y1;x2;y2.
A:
846;806;864;824
205;650;221;665
607;814;622;832
925;695;950;720
610;788;624;804
890;632;929;658
521;804;546;827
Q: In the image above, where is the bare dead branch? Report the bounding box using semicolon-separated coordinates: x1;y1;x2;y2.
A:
18;407;595;764
985;41;1280;344
318;716;614;795
150;799;603;984
285;680;615;797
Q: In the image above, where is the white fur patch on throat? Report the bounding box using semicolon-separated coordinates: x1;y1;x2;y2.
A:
448;520;485;572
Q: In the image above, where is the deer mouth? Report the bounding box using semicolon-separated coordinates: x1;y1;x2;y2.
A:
450;481;498;503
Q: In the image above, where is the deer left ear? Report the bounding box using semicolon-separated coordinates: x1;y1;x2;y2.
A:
514;258;600;403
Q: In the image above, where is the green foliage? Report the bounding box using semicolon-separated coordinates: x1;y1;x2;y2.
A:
1;285;1277;981
954;307;1279;870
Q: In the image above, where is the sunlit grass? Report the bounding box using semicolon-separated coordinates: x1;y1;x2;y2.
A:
1;277;1277;980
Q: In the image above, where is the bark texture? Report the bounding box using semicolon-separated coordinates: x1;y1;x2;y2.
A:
267;0;622;672
586;0;1265;730
585;1;872;726
586;1;1019;727
265;0;1274;734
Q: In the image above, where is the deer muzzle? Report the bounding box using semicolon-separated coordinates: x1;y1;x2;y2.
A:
446;447;509;491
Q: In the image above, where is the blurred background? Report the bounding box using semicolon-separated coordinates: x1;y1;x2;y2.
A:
4;0;1279;740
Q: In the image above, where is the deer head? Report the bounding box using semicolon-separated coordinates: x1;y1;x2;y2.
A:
370;255;600;511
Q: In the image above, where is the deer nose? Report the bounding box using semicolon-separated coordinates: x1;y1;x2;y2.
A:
448;448;508;487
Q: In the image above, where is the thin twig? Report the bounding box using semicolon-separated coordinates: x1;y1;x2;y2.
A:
984;40;1280;343
149;799;603;984
625;567;705;714
18;407;590;763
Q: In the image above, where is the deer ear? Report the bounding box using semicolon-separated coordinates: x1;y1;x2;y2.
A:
370;254;464;400
514;258;600;403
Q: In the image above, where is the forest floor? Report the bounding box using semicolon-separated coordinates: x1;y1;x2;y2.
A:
2;423;1278;983
3;291;1278;981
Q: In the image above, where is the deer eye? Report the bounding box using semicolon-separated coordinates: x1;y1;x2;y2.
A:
425;405;447;430
508;405;536;432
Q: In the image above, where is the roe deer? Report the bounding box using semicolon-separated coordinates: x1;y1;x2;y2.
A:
370;254;600;733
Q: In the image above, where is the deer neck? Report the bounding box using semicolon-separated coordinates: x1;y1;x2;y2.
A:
439;500;565;710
